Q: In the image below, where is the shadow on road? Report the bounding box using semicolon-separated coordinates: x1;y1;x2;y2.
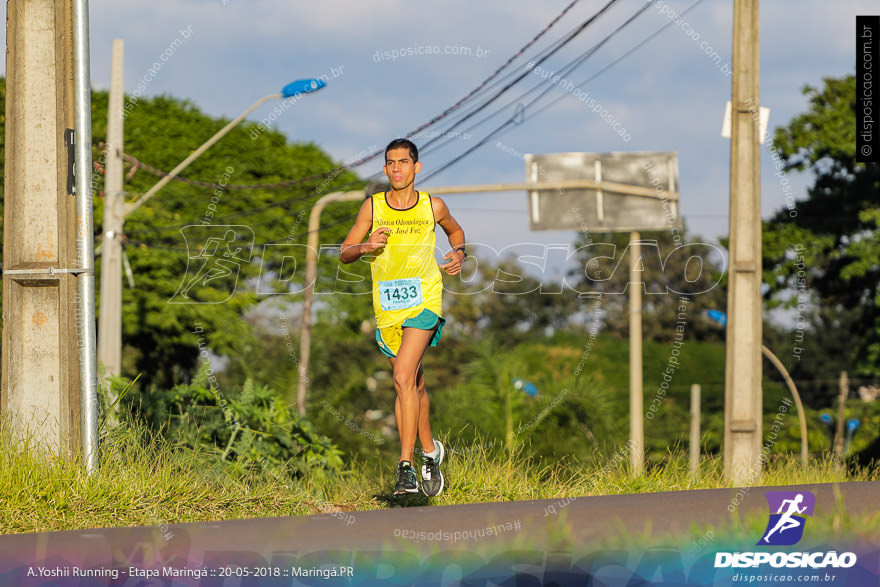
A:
375;491;433;508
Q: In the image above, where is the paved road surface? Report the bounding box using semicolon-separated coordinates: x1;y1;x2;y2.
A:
0;481;877;585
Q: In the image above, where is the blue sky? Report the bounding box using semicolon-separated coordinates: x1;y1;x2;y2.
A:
2;0;872;264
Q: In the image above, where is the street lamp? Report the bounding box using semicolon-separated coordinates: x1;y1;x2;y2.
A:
821;415;861;456
97;39;327;388
705;310;809;465
513;378;539;396
819;412;834;450
706;309;727;327
126;78;327;215
845;418;860;453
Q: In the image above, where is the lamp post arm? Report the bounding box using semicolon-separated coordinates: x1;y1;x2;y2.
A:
125;92;283;216
761;344;809;466
296;190;365;416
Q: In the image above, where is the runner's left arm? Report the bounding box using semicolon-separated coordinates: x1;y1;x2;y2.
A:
432;197;466;276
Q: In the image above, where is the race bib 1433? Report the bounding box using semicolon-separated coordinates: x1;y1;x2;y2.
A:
378;278;422;311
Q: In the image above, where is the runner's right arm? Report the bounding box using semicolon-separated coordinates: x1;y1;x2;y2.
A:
340;199;389;264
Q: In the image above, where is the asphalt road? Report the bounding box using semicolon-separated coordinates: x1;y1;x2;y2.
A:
1;481;877;585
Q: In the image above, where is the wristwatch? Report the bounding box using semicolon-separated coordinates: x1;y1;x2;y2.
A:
454;246;467;259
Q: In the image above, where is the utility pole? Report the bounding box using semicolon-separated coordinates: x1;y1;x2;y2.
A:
629;233;644;476
834;371;848;470
98;39;125;380
690;384;701;476
724;0;763;484
2;0;81;455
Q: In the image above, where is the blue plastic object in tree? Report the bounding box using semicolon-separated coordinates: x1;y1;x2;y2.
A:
845;418;860;453
706;309;728;327
282;78;327;98
513;378;539;397
819;413;833;425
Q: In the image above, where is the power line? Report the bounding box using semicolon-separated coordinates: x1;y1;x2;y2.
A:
127;211;362;252
403;0;586;143
410;2;600;145
340;0;597;168
420;0;654;183
125;187;344;235
529;0;707;120
122;0;643;241
419;0;623;154
114;0;592;200
423;0;667;159
422;0;706;163
119;152;345;192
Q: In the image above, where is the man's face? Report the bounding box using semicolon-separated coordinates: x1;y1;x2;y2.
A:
383;147;421;190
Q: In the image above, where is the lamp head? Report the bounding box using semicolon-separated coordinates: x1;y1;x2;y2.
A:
282;78;327;98
706;309;727;327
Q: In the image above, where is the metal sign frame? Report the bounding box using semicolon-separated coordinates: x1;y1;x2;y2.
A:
525;151;680;233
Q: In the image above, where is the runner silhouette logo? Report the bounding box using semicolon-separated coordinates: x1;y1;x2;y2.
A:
757;491;816;546
170;225;255;304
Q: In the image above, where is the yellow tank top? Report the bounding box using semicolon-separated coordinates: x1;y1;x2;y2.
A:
369;191;443;327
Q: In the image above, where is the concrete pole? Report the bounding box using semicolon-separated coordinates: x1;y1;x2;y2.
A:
834;371;848;470
98;39;125;381
690;383;701;476
629;233;644;475
2;0;81;455
724;0;763;484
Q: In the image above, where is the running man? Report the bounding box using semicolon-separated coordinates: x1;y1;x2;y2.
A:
761;493;807;544
340;138;466;496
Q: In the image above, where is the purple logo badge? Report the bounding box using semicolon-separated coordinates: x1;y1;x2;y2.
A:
757;491;816;546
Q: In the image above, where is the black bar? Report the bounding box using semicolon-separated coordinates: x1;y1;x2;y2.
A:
856;15;879;164
65;128;76;195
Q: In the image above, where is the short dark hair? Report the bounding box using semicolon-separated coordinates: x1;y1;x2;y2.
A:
384;138;419;163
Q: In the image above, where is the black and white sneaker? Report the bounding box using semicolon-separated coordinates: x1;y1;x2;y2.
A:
421;440;445;497
394;460;419;495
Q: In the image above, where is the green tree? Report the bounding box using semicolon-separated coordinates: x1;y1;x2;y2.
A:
763;75;880;405
88;91;365;389
568;228;727;342
443;256;581;341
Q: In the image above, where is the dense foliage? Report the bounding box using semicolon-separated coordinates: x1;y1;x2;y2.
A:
89;89;365;389
762;75;880;406
115;362;343;480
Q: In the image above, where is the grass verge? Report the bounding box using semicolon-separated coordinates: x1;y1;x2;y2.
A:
1;425;877;536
